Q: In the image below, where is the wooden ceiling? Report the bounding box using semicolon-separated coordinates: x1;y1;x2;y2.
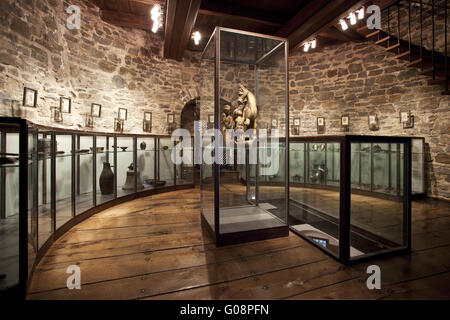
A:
88;0;398;61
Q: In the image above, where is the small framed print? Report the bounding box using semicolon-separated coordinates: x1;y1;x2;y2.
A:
144;111;152;122
341;115;349;126
23;87;37;108
271;118;278;128
167;113;175;124
118;108;128;121
368;114;379;131
114;118;124;133
317;117;325;127
60;97;71;113
208;114;214;124
293;118;300;127
399;111;410;123
91;103;102;118
403;115;414;129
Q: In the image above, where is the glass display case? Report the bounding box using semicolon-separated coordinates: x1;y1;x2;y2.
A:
0;117;28;298
288;135;412;263
200;28;289;246
0;118;194;297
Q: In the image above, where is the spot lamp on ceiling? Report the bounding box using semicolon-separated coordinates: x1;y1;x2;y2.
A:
311;39;316;49
192;31;201;45
151;4;162;33
303;39;316;52
303;42;310;52
357;7;365;20
348;12;357;25
339;19;348;31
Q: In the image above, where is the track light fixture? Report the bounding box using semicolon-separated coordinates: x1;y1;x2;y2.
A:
339;19;348;31
192;31;201;45
303;39;317;52
357;7;365;20
348;12;357;25
151;4;162;33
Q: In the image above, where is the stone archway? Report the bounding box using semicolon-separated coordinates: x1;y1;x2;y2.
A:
180;98;200;135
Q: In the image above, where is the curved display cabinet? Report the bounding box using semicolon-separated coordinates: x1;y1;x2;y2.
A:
0;117;194;298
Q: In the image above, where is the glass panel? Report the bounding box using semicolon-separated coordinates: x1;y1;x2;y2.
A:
200;30;215;233
37;131;52;248
96;136;115;205
289;142;305;183
116;137;135;197
350;142;407;260
75;135;94;215
28;129;38;276
0;127;20;290
55;134;73;229
176;136;194;185
159;138;174;187
137;137;156;190
289;140;340;258
412;139;425;194
217;29;287;235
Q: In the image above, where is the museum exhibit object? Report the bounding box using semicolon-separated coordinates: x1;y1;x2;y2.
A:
199;27;290;246
0;117;194;298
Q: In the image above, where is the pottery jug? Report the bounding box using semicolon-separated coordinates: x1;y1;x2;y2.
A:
100;162;114;195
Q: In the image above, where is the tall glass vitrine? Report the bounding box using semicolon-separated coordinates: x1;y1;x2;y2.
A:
200;28;289;246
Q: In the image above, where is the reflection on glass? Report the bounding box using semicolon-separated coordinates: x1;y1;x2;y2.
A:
137;137;156;190
55;134;73;229
116;137;135;197
0;128;20;290
38;131;52;248
350;143;407;260
289;141;340;258
76;136;94;215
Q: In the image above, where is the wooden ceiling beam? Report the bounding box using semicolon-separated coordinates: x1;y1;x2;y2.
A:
100;9;151;30
198;9;283;28
320;25;365;43
287;0;367;51
164;0;201;61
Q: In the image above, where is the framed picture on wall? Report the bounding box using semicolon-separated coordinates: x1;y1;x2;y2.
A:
23;87;37;108
60;97;71;113
118;108;128;121
368;114;379;131
208;114;214;124
403;115;414;129
114;118;124;133
91;103;102;118
167;113;175;124
293;118;300;127
341;115;349;126
144;111;152;122
317;117;325;127
271;118;278;128
399;111;410;123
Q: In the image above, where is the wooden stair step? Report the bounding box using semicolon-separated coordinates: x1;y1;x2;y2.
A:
395;51;411;59
375;36;390;45
408;59;423;67
357;25;369;33
386;43;401;52
366;30;380;38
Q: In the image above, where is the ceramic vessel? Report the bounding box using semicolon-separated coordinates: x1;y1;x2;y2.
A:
99;162;114;195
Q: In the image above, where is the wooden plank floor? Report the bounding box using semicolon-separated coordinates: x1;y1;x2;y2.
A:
27;188;450;300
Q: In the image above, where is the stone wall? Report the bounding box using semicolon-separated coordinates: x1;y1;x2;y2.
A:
0;0;200;134
288;41;450;200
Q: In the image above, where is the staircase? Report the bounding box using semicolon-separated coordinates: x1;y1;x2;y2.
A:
354;0;449;95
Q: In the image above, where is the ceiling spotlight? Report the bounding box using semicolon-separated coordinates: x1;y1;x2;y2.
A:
192;31;201;45
311;39;316;49
357;8;365;20
151;4;162;33
339;19;348;31
348;12;357;25
303;42;310;52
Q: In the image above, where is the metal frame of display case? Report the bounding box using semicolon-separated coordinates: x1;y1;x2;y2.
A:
0;117;28;299
0;119;194;296
200;27;290;246
289;135;412;264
